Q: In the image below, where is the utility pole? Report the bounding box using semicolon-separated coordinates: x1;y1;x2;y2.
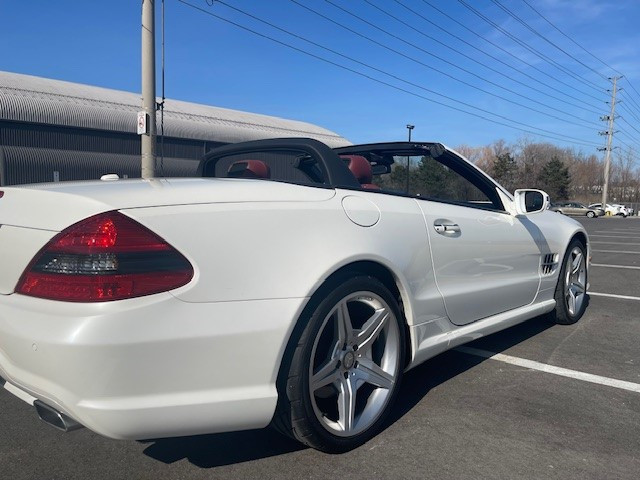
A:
406;124;414;194
600;76;621;208
140;0;157;179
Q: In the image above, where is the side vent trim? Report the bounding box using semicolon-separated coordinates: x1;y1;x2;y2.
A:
541;253;558;275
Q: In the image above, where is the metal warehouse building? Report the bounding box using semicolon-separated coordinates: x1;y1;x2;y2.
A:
0;71;349;186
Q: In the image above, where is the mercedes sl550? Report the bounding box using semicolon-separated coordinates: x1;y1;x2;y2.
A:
0;138;589;452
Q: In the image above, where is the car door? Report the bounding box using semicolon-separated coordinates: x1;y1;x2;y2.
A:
564;203;575;215
570;203;583;215
413;156;542;326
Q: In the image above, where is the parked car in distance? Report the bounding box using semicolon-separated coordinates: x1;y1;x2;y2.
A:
588;203;629;217
551;201;602;218
0;137;590;453
611;204;631;217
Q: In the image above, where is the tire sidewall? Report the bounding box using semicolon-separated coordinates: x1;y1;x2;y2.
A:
553;240;588;324
294;275;405;452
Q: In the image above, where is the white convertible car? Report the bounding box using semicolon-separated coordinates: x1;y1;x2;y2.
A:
0;138;589;452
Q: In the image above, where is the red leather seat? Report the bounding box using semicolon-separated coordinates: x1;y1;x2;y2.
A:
227;160;271;179
340;155;380;190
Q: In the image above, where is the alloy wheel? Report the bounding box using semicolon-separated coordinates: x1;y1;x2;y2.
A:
309;292;401;437
564;246;586;316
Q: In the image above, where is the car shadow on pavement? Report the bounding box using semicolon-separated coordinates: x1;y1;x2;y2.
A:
142;314;556;468
387;313;557;426
142;426;305;467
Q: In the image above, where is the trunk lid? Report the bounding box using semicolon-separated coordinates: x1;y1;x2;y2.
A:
0;178;335;294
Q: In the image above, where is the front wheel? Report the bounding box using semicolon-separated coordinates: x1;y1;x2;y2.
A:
586;211;595;218
549;240;588;325
273;275;405;453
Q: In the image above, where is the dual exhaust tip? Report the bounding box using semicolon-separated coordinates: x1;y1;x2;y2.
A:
34;400;83;432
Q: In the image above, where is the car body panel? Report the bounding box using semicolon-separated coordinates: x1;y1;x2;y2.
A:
0;292;304;439
417;201;541;325
0;225;57;294
0;138;590;441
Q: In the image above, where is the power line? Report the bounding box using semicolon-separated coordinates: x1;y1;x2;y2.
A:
616;136;639;154
519;0;614;72
621;78;640;109
617;98;640;124
223;0;599;141
416;0;605;110
617;124;640;145
457;0;607;99
463;0;606;92
489;0;608;82
358;0;603;119
619;89;640;119
619;118;640;139
521;0;640;114
175;0;601;148
616;134;640;150
293;0;602;131
520;0;640;107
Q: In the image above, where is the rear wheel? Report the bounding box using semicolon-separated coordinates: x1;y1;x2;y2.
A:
550;240;588;325
273;275;405;453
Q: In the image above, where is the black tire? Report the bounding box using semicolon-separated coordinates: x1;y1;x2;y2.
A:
272;274;405;453
549;239;588;325
586;211;595;218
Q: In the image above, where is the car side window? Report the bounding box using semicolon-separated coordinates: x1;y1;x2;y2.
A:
375;154;504;211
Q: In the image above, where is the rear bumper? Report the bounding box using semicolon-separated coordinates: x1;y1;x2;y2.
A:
0;292;305;439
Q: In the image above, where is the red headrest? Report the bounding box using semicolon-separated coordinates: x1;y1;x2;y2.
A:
340;155;373;185
227;160;271;179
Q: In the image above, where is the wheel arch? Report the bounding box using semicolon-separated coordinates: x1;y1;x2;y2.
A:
319;261;414;354
558;230;589;284
571;231;588;249
274;260;414;392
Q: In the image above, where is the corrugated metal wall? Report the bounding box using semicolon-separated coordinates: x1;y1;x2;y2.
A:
0;146;199;185
0;71;350;186
0;121;225;185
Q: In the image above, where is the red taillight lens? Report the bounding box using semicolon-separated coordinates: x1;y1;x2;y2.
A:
17;212;193;302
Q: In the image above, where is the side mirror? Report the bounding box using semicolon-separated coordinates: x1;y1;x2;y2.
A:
514;189;550;215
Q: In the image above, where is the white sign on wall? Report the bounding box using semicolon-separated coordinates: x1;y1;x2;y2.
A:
137;111;148;135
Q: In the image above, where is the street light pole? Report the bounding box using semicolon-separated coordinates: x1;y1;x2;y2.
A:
406;124;414;194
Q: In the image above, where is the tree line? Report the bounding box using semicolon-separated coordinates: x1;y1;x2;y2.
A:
383;138;639;205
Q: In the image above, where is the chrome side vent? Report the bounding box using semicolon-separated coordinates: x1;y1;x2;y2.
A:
541;253;558;275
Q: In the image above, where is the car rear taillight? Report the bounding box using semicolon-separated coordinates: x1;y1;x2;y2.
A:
17;211;193;302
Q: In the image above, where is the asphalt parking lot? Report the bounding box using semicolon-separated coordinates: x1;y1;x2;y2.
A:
1;217;639;480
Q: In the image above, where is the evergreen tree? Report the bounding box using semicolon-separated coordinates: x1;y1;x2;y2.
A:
492;152;519;192
538;156;570;200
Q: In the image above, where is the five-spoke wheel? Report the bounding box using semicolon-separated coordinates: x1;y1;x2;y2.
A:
309;291;401;437
274;275;405;452
551;239;588;325
564;246;587;317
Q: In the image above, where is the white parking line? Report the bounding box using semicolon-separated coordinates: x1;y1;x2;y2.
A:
591;263;640;270
589;292;640;301
591;241;640;245
590;234;640;239
456;346;640;393
592;249;640;254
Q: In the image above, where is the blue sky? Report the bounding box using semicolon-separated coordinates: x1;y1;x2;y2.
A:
1;0;639;153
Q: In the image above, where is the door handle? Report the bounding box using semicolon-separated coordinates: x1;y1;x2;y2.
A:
434;222;461;235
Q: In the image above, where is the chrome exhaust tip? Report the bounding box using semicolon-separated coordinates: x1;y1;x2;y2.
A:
34;400;83;432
